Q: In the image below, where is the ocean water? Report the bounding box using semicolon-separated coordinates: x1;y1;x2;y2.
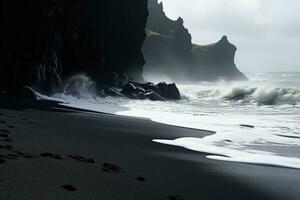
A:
36;72;300;169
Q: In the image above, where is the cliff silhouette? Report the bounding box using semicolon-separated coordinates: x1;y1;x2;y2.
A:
0;0;148;93
0;0;247;96
143;0;247;81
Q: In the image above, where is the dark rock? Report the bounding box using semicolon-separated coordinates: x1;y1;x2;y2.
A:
144;92;166;101
104;88;125;98
138;82;160;93
121;83;138;98
157;82;181;100
114;73;130;88
106;80;180;101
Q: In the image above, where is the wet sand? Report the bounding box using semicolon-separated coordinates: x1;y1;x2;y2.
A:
0;96;299;200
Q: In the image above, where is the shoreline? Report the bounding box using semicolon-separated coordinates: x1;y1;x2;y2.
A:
0;97;300;199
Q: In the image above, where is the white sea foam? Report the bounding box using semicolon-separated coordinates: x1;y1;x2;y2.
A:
34;72;300;170
223;86;300;105
154;138;300;170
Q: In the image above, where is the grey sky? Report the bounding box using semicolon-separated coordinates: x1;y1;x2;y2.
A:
159;0;300;72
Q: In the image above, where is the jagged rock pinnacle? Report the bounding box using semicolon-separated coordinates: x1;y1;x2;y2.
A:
221;35;228;42
177;17;184;25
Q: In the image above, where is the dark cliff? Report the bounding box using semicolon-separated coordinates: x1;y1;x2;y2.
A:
0;0;148;93
191;36;247;81
143;0;192;80
143;0;247;81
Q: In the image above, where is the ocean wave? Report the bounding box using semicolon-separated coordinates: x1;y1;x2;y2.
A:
223;87;256;101
190;86;300;105
252;87;300;105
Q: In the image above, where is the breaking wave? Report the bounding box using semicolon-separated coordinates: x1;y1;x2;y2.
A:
191;86;300;105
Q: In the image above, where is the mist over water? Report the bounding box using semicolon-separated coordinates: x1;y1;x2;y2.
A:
36;72;300;169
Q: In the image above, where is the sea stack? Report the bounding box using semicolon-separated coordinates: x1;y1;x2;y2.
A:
143;0;247;81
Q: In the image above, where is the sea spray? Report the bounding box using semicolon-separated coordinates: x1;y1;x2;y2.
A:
252;87;300;105
63;74;97;99
189;85;300;105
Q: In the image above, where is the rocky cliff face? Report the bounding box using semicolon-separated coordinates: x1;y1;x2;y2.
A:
143;0;247;81
143;0;192;79
191;36;247;81
0;0;148;93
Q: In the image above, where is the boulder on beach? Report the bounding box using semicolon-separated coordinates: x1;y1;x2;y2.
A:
104;78;181;101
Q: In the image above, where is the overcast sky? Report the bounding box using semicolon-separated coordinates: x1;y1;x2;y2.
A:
159;0;300;72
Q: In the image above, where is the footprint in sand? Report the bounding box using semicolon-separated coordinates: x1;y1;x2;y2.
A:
0;134;9;138
102;163;124;174
61;185;77;192
5;154;18;160
40;153;63;160
68;154;95;164
168;195;185;200
136;176;147;182
2;145;13;150
0;158;6;164
0;154;19;160
14;150;38;159
2;138;12;143
0;129;10;134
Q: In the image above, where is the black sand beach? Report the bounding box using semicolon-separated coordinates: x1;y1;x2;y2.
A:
0;97;300;200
